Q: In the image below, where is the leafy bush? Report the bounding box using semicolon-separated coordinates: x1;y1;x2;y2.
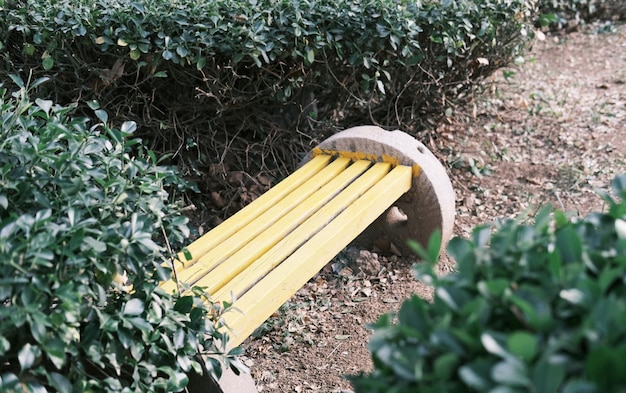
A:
0;77;241;393
1;0;536;177
538;0;626;28
351;175;626;393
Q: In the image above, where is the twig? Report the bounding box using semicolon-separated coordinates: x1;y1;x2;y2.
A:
161;226;182;294
327;342;343;358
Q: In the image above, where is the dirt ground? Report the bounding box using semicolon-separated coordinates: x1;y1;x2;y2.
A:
210;22;626;392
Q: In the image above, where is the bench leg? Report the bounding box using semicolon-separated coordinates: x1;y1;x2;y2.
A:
187;366;258;393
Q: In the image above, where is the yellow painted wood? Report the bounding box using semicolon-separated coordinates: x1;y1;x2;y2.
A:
160;156;350;294
169;155;332;272
211;161;391;303
220;164;413;347
313;147;422;178
190;160;373;295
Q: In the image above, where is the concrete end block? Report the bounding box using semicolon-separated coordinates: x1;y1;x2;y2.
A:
306;125;455;255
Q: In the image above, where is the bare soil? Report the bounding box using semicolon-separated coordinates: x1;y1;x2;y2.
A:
206;23;626;392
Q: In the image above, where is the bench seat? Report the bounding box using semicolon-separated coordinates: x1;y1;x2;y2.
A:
162;154;412;347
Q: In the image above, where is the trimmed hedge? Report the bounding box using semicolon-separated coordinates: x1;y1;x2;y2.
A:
350;176;626;393
538;0;626;28
0;78;242;393
1;0;536;174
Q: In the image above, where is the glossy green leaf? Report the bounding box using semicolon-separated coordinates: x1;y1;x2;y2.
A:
128;317;154;334
481;332;511;359
123;298;145;316
18;343;40;372
306;49;315;64
434;352;458;379
94;109;108;123
478;278;509;298
492;359;529;387
182;247;193;261
196;56;207;70
506;332;537;361
47;372;72;393
532;358;565;393
120;121;137;134
0;336;10;355
586;346;626;390
41;52;54;70
0;373;20;390
174;296;194;313
611;175;626;196
24;43;36;56
130;49;141;60
556;226;583;264
561;379;598;393
459;359;493;390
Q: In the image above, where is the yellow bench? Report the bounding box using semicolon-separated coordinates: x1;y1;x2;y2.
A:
163;126;455;393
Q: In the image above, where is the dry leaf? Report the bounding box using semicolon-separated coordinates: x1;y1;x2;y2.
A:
210;191;226;208
526;177;542;185
228;171;244;185
257;174;272;186
99;58;125;86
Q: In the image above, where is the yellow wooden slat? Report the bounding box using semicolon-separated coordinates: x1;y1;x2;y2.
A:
180;160;373;295
169;155;332;272
161;156;350;294
221;164;413;347
211;161;392;303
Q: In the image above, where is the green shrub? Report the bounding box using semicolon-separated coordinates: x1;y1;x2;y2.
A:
1;0;536;175
351;175;626;393
0;77;242;393
538;0;626;28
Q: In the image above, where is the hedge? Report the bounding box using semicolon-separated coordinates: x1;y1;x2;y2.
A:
0;78;243;393
1;0;537;175
351;175;626;392
538;0;626;27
